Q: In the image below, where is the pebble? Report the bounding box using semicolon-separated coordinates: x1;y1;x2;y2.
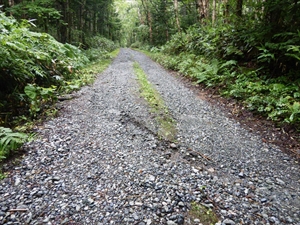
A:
222;218;235;225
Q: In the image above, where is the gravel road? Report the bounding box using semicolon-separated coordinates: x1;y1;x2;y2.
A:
1;48;299;225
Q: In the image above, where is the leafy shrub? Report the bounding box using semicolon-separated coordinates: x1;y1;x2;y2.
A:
0;127;27;160
84;35;118;61
24;84;57;118
85;35;117;52
130;41;144;49
0;12;89;122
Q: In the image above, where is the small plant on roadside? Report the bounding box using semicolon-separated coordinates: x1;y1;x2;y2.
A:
0;172;7;180
0;126;28;161
24;84;57;118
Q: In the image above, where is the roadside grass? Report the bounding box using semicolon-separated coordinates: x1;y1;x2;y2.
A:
133;62;177;141
77;48;120;85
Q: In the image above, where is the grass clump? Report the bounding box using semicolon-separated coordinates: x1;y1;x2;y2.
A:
133;62;176;141
188;202;219;225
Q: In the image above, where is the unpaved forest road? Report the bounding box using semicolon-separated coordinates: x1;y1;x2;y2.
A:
1;48;299;225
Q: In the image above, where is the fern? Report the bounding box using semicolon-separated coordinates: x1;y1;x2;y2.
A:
0;127;27;160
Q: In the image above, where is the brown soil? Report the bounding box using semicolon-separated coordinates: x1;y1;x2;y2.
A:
170;71;300;159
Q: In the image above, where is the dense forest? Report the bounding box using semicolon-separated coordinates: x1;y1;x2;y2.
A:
0;0;121;44
0;0;300;159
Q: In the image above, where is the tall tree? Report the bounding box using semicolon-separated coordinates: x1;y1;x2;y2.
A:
236;0;243;17
196;0;209;22
212;0;216;24
174;0;181;32
141;0;153;44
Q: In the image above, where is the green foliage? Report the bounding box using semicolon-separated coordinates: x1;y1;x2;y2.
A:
65;48;120;93
5;0;121;45
130;41;144;49
256;31;300;76
0;12;89;123
0;127;27;160
133;62;164;111
140;3;300;128
146;46;300;127
24;84;57;118
85;35;117;51
7;0;61;22
84;35;118;61
0;172;6;180
226;75;300;123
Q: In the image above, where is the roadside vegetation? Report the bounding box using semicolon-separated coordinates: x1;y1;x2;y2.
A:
144;25;300;129
0;11;119;162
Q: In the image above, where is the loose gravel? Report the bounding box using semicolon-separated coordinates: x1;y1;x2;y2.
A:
1;48;299;225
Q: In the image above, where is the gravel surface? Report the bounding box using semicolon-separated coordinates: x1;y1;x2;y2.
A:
1;48;299;225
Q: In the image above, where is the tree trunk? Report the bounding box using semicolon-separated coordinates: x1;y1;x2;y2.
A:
236;0;243;17
141;0;153;44
223;0;230;23
8;0;14;15
212;0;216;24
8;0;14;6
58;0;67;43
174;0;181;32
148;11;153;44
196;0;209;22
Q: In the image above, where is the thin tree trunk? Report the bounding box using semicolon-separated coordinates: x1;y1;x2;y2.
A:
138;7;144;25
203;0;209;19
223;0;230;23
67;0;72;43
8;0;14;15
236;0;243;17
174;0;181;32
196;0;202;21
148;11;153;44
79;0;87;44
197;0;209;22
8;0;14;6
212;0;216;24
58;0;67;43
141;0;153;44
